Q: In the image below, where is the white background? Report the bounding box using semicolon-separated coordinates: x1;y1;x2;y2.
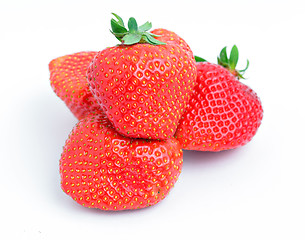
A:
1;0;305;239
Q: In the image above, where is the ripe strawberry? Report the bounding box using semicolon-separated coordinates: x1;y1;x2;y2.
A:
49;51;101;119
175;46;263;151
60;113;183;211
151;28;193;57
87;14;197;140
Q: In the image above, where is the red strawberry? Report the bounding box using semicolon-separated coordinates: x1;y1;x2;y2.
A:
60;113;183;211
49;51;101;119
151;28;193;57
87;14;197;140
175;46;263;151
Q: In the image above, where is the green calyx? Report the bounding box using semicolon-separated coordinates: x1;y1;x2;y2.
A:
110;13;166;46
195;45;249;79
217;45;249;79
194;56;207;62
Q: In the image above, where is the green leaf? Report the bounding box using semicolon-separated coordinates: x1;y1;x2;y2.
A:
229;45;239;70
128;17;138;33
110;30;126;38
111;19;127;34
216;45;249;79
109;14;166;46
218;57;228;68
219;47;228;64
110;30;125;42
148;33;162;37
194;56;207;62
237;72;245;79
143;33;166;45
139;21;152;32
122;33;142;45
111;13;125;27
239;59;249;72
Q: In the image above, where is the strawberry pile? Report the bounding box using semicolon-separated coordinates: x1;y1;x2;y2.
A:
49;14;263;211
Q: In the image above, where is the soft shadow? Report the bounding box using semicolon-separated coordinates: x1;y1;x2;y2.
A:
18;90;77;204
74;201;158;216
59;191;161;217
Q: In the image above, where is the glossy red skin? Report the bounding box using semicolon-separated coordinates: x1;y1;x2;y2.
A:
60;113;183;211
175;62;263;151
49;52;101;119
87;42;197;140
151;28;193;57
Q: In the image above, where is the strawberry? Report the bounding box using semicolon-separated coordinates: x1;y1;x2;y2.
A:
175;46;263;151
87;14;197;140
60;113;183;211
49;51;101;119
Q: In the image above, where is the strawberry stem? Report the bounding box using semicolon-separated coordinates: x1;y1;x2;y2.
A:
110;13;166;46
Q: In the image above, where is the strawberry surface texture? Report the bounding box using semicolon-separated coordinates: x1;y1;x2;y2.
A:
60;113;183;211
151;28;193;57
87;43;197;140
86;14;197;140
175;61;263;151
49;51;101;119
